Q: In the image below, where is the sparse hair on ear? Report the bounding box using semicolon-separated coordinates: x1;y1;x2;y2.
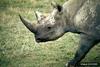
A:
51;1;62;12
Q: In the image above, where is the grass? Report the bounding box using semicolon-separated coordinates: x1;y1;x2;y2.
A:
0;0;100;67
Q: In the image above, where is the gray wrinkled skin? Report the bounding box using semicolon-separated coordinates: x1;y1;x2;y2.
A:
19;0;100;67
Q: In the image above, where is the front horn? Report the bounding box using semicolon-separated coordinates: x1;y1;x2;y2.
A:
19;14;37;33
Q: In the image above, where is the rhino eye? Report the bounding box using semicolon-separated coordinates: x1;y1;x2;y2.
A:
47;27;51;30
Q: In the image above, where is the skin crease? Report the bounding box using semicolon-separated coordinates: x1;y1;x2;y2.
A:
19;0;100;67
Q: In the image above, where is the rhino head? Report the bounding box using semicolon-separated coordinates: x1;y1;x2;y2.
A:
19;2;68;42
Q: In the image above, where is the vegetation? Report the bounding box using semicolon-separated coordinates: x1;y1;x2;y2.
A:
0;0;100;67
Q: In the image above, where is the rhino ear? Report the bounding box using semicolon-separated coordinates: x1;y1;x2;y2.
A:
51;1;62;12
34;11;46;23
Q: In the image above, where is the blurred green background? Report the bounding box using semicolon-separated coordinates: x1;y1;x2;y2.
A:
0;0;100;67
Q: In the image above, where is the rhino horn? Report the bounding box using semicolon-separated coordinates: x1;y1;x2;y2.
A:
19;14;37;33
34;11;46;23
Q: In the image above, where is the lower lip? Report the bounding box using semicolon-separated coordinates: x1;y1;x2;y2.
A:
36;39;48;43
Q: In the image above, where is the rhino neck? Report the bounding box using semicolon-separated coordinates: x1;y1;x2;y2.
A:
63;0;87;34
64;16;80;34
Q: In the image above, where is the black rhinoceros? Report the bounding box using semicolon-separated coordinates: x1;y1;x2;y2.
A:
19;0;100;67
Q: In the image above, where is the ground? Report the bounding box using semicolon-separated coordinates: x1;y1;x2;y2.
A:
0;0;100;67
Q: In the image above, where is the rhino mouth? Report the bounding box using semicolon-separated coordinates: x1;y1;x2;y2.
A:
36;38;58;43
36;37;60;43
36;38;49;43
36;34;65;43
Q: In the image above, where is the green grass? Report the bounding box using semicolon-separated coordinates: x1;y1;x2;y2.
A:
0;0;100;67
